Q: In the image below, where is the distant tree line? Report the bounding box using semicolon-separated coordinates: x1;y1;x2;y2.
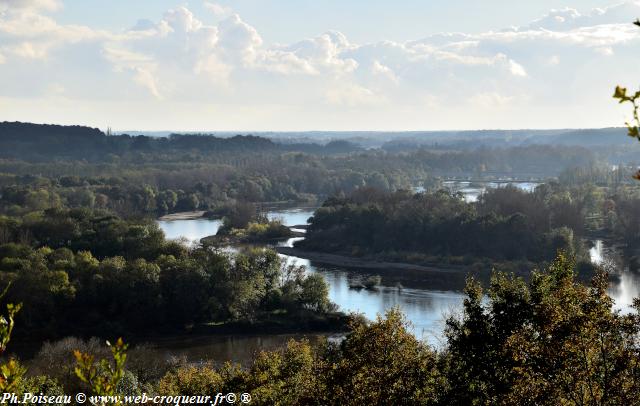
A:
0;122;365;162
0;122;605;221
0;122;626;214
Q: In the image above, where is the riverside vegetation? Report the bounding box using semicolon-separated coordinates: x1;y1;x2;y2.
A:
3;252;640;405
2;149;640;404
0;207;341;340
202;204;295;245
296;181;640;275
5;19;640;402
2;131;640;403
2;129;640;403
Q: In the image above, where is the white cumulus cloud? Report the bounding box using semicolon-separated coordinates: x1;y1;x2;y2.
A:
508;60;527;77
0;1;640;129
204;2;232;18
0;0;60;11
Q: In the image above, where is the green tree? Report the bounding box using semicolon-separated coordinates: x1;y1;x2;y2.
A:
234;340;317;405
157;364;228;396
320;308;443;405
444;252;640;405
298;273;332;312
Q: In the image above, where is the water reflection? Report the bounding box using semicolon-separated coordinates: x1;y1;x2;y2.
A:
156;208;640;361
321;269;462;345
158;218;222;243
266;207;314;226
441;180;540;203
590;240;605;265
609;272;640;313
158;208;314;244
280;249;464;346
158;208;466;347
591;239;640;313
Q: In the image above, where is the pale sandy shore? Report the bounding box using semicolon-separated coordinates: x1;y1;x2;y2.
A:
158;211;207;221
275;247;464;274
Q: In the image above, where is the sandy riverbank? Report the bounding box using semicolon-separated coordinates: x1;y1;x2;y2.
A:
158;211;207;221
275;246;465;274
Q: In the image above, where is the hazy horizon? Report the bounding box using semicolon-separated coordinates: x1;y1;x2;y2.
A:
115;127;622;133
3;122;624;134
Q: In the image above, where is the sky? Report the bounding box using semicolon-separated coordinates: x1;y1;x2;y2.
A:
0;0;639;131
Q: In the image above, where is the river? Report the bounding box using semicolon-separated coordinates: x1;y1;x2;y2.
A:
158;207;466;350
156;189;636;362
590;239;640;313
440;180;540;203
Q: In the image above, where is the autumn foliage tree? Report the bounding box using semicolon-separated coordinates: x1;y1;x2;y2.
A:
444;252;640;405
149;250;640;405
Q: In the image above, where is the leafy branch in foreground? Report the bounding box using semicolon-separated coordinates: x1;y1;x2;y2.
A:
74;338;128;401
613;20;640;179
0;283;24;392
0;284;20;356
613;86;640;140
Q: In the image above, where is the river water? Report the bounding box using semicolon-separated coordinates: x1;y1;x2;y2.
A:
590;240;640;313
440;180;540;203
156;192;637;362
158;207;466;348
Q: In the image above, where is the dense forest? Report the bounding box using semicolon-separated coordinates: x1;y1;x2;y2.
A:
4;253;640;405
4;0;640;400
300;186;579;262
0;207;341;341
298;182;640;272
0;122;607;221
1;120;640;402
